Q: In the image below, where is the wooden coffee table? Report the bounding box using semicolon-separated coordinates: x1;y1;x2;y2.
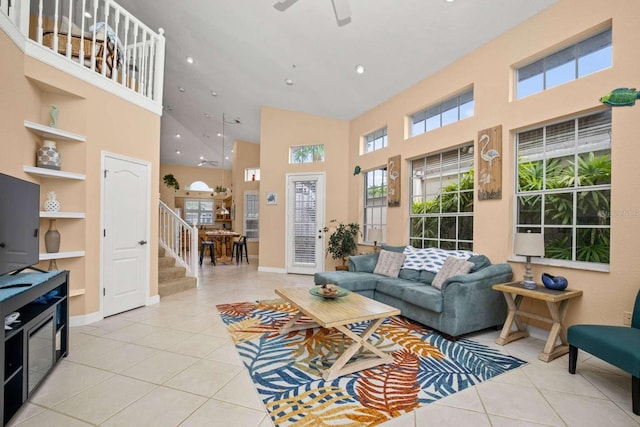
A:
275;287;400;381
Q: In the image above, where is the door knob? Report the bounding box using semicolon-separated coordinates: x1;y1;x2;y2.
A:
138;240;148;245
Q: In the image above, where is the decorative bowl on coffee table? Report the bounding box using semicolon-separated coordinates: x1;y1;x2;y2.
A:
309;285;350;299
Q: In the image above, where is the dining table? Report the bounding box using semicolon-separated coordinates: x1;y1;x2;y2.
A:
205;230;240;264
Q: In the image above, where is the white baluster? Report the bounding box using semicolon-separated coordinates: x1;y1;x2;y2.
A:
53;0;59;53
79;0;87;63
90;0;98;72
65;0;72;60
122;15;130;89
153;28;166;103
37;0;43;44
131;21;138;92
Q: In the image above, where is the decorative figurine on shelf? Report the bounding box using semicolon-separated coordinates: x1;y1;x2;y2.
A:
49;105;59;128
43;191;61;212
36;140;61;170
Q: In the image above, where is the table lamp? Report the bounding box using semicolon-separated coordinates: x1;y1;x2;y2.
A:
514;231;545;289
368;228;383;251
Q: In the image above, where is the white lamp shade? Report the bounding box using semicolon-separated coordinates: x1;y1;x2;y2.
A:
368;228;383;243
514;232;545;257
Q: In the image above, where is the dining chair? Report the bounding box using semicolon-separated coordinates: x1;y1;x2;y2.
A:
199;239;216;265
232;235;248;264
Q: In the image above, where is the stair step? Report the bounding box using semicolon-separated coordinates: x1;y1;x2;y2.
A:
159;256;175;268
158;246;165;257
159;276;197;298
159;266;187;282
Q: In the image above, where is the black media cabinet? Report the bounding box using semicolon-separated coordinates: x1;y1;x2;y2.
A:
0;270;69;425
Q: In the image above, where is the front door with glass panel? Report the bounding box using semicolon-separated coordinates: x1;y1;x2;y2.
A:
286;173;325;274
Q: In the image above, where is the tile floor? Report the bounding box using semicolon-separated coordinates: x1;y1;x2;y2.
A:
9;261;640;426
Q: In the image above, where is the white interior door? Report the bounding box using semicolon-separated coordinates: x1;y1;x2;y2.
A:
286;173;325;274
102;154;150;317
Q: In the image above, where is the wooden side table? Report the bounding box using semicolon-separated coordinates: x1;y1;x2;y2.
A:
492;281;583;362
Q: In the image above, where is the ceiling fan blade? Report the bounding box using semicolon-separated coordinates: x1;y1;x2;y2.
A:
331;0;351;26
274;0;299;12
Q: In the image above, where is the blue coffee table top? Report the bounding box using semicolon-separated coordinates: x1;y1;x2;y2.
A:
0;271;65;303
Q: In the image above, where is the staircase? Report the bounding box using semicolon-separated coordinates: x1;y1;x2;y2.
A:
158;246;197;297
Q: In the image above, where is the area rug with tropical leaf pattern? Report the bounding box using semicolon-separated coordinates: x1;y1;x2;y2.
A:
216;298;526;426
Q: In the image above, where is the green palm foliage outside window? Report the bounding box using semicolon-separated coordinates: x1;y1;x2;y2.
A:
516;110;611;264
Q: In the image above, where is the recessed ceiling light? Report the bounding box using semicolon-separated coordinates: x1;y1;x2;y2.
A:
211;91;217;97
355;64;365;74
217;132;223;137
175;134;181;138
178;86;185;92
445;0;455;2
186;56;194;64
175;150;181;154
285;78;294;86
199;156;205;160
225;156;229;160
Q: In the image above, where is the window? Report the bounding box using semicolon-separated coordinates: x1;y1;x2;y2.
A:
410;90;474;137
516;110;611;264
517;29;612;99
290;144;325;163
409;144;474;250
187;181;212;191
245;168;260;182
364;127;387;153
244;191;259;241
364;169;387;242
184;199;214;225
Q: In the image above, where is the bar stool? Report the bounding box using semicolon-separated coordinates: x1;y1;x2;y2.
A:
232;235;248;264
200;239;216;265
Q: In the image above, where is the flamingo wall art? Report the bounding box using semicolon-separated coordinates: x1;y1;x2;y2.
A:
477;125;503;200
387;155;401;207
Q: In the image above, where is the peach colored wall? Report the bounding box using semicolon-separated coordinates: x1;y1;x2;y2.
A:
260;107;350;270
0;31;161;317
232;140;260;256
159;164;231;209
346;0;640;326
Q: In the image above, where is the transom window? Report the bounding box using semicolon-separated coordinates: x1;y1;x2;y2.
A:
245;168;260;181
184;199;214;225
363;169;387;242
410;145;474;250
515;110;611;265
517;29;612;99
410;90;474;137
290;145;325;164
364;127;387;153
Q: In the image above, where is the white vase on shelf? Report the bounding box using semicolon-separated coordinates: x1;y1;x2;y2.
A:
43;191;61;212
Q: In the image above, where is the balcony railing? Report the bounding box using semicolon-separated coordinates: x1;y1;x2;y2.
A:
1;0;165;107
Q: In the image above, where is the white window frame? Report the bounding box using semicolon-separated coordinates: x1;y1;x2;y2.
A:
184;198;214;225
363;169;387;243
290;144;325;164
244;190;259;241
245;168;260;182
363;127;388;153
516;28;612;99
410;90;474;137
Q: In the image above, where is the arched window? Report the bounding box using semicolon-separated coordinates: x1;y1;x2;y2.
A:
187;181;212;191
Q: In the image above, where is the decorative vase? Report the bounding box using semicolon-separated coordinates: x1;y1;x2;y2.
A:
541;273;568;291
43;191;61;212
37;140;61;170
44;219;60;253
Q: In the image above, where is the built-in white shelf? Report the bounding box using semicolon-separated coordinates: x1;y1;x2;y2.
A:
40;212;86;219
39;251;85;261
24;120;86;142
69;289;86;297
23;166;86;180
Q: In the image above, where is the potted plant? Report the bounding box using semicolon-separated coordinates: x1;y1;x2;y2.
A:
323;220;361;270
163;174;180;191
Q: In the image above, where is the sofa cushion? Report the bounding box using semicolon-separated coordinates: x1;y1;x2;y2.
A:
432;257;474;289
402;246;476;273
402;286;444;313
373;250;406;278
398;268;421;281
314;271;379;292
375;277;424;299
381;244;406;253
348;253;379;273
418;270;437;285
468;255;492;272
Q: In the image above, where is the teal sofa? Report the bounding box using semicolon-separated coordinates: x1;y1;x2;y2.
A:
314;246;513;338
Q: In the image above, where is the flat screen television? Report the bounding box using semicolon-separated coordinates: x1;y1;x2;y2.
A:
0;173;40;275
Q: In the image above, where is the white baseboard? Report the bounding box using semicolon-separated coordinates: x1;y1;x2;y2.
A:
69;311;103;327
258;266;287;274
147;295;160;306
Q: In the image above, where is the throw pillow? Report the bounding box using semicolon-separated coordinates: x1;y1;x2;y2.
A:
402;246;476;273
373;250;406;278
431;256;474;290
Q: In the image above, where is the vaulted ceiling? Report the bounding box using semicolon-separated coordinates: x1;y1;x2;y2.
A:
115;0;557;169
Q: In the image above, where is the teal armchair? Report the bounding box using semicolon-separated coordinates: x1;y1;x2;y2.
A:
568;290;640;415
